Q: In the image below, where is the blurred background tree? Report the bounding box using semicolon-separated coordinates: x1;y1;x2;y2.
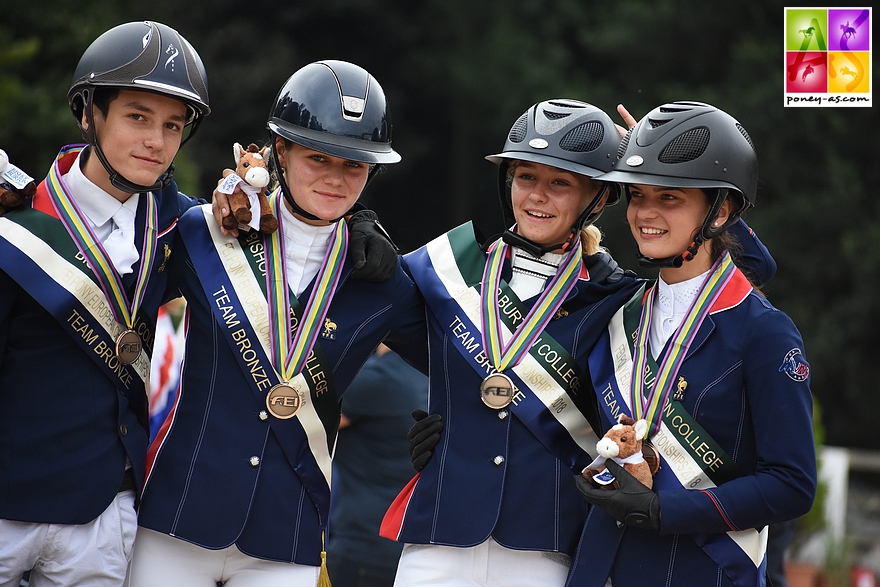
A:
2;0;876;450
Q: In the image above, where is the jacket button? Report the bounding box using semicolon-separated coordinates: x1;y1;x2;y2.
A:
259;411;268;421
249;456;260;467
493;456;504;466
119;424;128;436
498;410;508;420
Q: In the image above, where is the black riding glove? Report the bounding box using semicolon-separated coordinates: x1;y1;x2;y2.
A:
575;460;661;531
348;210;399;283
407;409;443;472
582;250;634;284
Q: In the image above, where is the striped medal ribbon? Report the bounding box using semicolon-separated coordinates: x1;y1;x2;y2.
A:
263;189;348;419
631;251;737;437
46;149;157;365
478;237;583;409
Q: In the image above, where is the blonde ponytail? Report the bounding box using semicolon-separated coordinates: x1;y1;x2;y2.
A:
579;224;603;257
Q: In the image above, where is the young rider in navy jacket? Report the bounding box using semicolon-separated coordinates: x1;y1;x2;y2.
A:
0;22;211;587
128;61;422;587
572;102;815;587
380;99;643;587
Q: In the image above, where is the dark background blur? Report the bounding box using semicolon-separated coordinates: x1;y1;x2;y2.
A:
2;0;877;450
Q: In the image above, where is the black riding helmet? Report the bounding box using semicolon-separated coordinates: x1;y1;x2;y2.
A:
485;99;621;256
68;21;210;193
600;101;757;268
267;60;400;222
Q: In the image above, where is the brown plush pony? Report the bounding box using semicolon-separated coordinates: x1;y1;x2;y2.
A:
1;149;37;215
221;143;277;234
582;414;658;490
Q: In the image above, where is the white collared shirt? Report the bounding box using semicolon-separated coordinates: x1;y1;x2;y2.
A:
62;153;140;274
508;247;565;301
278;202;335;297
649;269;710;361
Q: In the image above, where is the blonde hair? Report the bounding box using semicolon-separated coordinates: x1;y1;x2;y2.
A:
580;224;603;257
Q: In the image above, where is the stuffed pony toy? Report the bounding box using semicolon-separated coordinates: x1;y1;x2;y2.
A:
0;149;37;214
219;143;277;234
582;414;659;490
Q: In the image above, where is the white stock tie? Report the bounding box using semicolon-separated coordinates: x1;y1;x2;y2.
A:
104;205;139;276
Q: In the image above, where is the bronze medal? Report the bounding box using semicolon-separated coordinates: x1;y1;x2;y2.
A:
266;382;304;419
115;329;142;365
480;373;514;409
642;442;662;476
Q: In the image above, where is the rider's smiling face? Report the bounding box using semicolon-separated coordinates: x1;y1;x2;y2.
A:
509;161;604;250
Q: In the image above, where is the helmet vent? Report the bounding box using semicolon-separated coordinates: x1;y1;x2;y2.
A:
181;40;208;103
560;121;604;153
659;106;691;113
617;128;632;159
543;111;570;120
648;118;671;129
548;100;585;108
658;127;710;164
736;123;757;154
508;113;529;143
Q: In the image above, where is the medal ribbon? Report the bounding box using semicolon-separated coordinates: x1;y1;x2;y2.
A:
264;189;349;381
480;237;583;372
45;151;157;331
631;251;737;437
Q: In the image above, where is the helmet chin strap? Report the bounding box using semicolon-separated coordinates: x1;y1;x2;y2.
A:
92;142;173;193
500;230;561;257
501;182;611;257
272;144;322;222
637;238;701;269
635;188;735;269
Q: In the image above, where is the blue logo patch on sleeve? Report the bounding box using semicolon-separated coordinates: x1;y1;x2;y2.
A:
779;348;810;381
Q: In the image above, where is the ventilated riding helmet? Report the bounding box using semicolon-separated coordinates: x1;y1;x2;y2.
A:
68;21;210;193
267;60;400;221
485;99;622;256
600;101;758;267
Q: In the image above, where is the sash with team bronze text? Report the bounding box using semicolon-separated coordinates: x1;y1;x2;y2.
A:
178;205;340;526
0;205;152;433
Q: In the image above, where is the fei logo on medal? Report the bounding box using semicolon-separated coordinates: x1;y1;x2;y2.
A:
784;7;872;107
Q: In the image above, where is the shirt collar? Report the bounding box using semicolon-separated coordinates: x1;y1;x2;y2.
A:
656;269;711;317
511;247;565;278
62;153;139;228
279;201;336;243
